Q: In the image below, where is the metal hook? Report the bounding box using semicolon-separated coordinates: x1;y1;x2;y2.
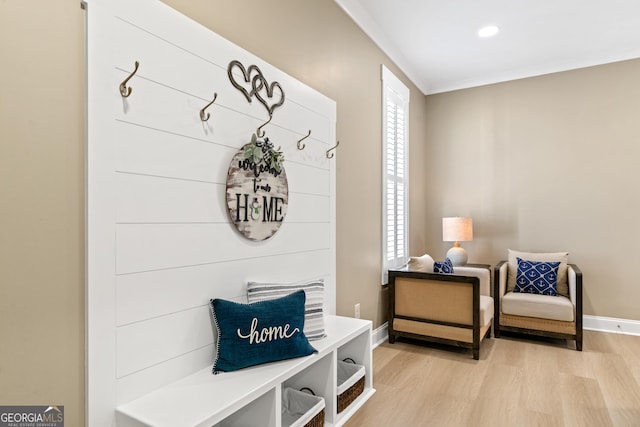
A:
297;130;311;150
119;61;139;98
256;114;273;137
200;92;218;121
326;140;340;159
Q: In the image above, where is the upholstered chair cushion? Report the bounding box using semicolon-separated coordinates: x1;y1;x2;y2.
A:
455;266;491;296
479;295;495;326
501;291;574;322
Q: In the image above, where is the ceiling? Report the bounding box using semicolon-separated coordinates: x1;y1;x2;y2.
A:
334;0;640;94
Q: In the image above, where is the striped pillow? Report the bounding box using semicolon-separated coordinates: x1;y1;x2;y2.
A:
247;278;326;340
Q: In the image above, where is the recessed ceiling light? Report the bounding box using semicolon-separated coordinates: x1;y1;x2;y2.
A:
478;25;500;38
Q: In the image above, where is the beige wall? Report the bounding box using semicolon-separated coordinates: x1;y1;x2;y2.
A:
2;0;639;424
0;1;86;426
422;59;640;321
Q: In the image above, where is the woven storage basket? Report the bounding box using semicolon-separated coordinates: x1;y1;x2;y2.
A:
336;358;365;413
282;387;325;427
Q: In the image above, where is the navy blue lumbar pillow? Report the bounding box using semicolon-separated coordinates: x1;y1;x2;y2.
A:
210;289;317;374
433;257;454;274
514;257;561;296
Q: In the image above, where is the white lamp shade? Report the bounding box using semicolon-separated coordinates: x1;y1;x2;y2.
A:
442;217;473;242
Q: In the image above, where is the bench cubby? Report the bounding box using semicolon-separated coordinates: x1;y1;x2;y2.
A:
282;352;334;415
218;389;277;427
116;315;374;427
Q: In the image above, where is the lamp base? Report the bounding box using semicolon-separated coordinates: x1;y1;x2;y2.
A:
446;246;468;266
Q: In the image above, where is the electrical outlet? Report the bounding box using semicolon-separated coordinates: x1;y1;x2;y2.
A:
354;303;361;319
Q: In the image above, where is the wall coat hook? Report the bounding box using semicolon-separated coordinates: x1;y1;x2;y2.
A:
256;114;273;137
326;140;340;159
200;92;218;121
297;130;311;150
119;61;140;97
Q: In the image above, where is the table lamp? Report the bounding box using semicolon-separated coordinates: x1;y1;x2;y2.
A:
442;217;473;266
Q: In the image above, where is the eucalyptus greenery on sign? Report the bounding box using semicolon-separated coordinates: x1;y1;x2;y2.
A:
240;133;285;178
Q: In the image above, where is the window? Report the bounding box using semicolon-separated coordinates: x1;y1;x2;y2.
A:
381;65;409;284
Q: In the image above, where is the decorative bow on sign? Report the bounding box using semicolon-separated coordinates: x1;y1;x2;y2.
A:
227;60;285;136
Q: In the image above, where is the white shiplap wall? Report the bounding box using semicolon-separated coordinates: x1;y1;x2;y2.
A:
85;0;336;425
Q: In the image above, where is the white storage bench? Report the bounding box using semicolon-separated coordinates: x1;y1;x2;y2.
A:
116;316;375;427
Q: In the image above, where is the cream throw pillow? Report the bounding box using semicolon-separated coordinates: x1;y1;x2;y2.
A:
507;249;569;298
407;254;435;272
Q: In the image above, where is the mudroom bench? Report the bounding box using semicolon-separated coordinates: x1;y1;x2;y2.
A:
115;316;375;427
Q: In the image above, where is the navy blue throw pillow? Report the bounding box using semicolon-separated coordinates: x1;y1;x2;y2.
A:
210;290;317;374
433;257;454;274
514;257;561;296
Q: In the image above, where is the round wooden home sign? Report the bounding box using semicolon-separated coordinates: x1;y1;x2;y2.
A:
226;134;288;241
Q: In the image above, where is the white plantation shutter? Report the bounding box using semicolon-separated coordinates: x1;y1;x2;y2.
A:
381;65;409;284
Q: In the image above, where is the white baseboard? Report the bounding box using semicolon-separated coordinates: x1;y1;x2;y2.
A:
584;315;640;336
372;322;389;349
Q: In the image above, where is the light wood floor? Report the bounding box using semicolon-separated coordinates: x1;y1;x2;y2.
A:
345;330;640;427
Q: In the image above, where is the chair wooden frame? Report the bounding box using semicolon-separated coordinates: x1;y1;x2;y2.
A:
493;261;583;351
388;268;492;360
